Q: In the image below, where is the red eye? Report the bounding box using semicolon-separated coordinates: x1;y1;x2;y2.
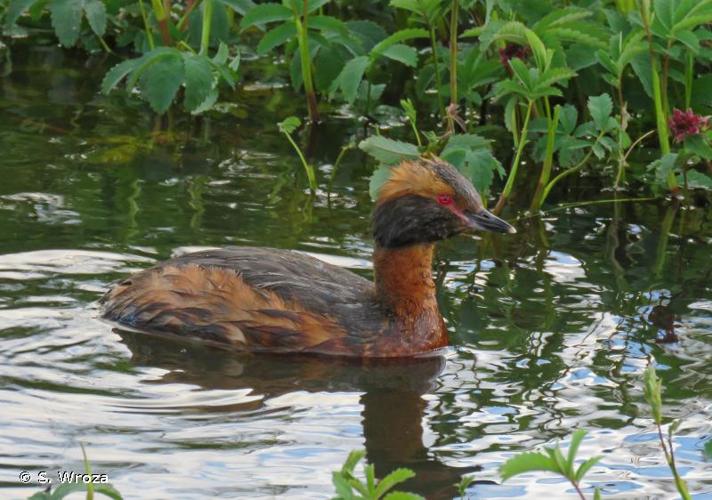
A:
437;194;453;206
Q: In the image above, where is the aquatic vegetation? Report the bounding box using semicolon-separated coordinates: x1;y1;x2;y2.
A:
3;0;712;204
500;429;602;500
331;450;422;500
27;445;123;500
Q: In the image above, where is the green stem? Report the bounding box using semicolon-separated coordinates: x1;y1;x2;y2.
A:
283;131;317;193
295;1;319;122
429;26;444;117
449;0;459;107
199;0;213;56
531;105;560;210
684;51;693;109
540;132;605;204
638;0;676;190
178;0;202;31
656;424;692;500
138;0;155;50
494;100;533;215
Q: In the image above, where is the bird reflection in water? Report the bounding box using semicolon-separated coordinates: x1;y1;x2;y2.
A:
116;329;481;498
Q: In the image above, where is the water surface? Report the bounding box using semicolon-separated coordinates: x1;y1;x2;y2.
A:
1;45;711;499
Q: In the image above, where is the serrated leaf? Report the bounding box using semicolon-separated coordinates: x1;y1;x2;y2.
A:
309;15;348;35
500;452;560;481
50;0;83;47
278;115;301;134
380;44;418;67
686;170;712;189
588;94;613;131
332;55;369;103
84;0;105;37
139;53;184;114
257;21;296;54
101;57;144;94
359;136;419;165
240;3;292;30
648;153;679;190
559;105;578;135
374;468;415;497
183;54;214;111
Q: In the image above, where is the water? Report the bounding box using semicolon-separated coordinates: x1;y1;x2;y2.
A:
1;45;711;499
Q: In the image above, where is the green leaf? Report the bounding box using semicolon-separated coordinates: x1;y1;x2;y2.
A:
594;487;603;500
704;438;712;459
369;165;393;200
101;57;144;94
382;493;425;500
278;116;301;134
380;44;418;67
675;29;699;52
684;134;712;159
94;484;124;500
574;456;602;482
374;468;415;498
587;94;613;131
332;55;369;104
50;0;83;47
643;365;664;424
559;105;578;135
139;53;185;114
183;54;214;112
686;170;712;189
500;452;560;481
257;21;296;54
240;3;292;30
83;0;105;37
359;136;419;165
5;0;40;27
309;15;348;36
566;429;587;474
370;28;428;59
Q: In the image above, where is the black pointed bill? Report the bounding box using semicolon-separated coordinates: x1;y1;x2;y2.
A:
466;209;516;234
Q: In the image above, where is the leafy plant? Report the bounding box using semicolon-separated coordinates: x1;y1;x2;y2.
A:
27;444;123;500
330;27;429;107
500;429;602;500
642;365;692;500
278;116;317;193
331;450;423;500
101;44;240;113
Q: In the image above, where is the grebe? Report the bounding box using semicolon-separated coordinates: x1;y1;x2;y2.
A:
101;158;516;357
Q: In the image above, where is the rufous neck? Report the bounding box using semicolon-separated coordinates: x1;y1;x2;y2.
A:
373;244;437;314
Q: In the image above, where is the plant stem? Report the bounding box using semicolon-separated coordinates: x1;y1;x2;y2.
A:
494;100;533;215
531;105;560;210
429;26;444;117
283;130;317;193
295;1;319;122
151;0;173;46
656;424;692;500
138;0;155;50
178;0;202;31
199;0;213;56
638;0;677;191
448;0;459;118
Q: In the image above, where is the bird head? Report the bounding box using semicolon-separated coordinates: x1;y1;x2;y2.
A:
372;158;516;249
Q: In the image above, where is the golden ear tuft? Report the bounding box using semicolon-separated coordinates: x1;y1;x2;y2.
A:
373;160;454;204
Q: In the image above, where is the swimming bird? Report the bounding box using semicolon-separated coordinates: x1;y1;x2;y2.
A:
101;158;516;357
